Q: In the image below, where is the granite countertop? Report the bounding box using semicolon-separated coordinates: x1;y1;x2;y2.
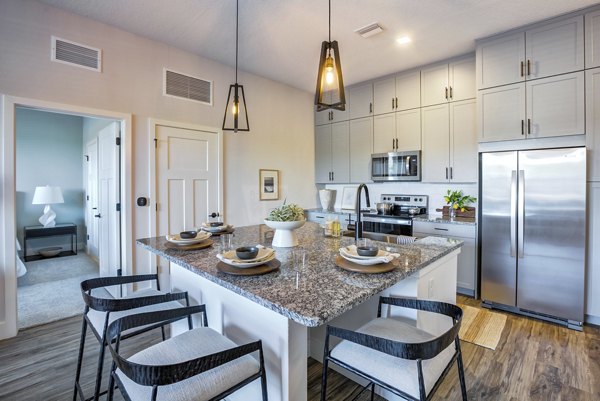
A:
413;215;477;226
137;222;463;327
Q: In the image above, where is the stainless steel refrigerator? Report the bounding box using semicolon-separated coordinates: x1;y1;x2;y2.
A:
480;147;586;330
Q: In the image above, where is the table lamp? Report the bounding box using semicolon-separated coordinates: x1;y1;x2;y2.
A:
32;186;64;228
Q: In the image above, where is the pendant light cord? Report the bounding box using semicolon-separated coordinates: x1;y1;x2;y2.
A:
328;0;331;43
235;0;239;83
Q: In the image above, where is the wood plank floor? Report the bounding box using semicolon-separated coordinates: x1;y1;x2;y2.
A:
1;296;599;400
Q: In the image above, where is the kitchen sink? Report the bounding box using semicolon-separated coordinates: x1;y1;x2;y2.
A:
342;231;397;243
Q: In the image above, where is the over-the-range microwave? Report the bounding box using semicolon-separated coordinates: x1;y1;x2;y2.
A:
371;151;421;182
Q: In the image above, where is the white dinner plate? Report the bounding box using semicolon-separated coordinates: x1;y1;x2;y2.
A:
339;252;394;266
216;252;276;268
166;232;211;245
339;245;389;260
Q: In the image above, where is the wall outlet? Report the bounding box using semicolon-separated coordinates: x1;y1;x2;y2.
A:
428;278;434;298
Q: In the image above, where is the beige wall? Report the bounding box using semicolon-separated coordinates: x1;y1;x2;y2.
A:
0;0;316;275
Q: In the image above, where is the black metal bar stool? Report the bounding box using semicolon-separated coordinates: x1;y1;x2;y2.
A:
73;274;191;401
106;305;269;401
321;297;467;401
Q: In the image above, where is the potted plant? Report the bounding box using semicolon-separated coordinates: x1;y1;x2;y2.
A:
444;190;477;219
264;202;306;247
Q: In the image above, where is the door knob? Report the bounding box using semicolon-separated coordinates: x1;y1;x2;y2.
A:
94;214;102;218
209;212;220;218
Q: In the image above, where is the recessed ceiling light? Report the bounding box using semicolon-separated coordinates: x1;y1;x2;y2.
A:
396;36;412;45
355;22;384;38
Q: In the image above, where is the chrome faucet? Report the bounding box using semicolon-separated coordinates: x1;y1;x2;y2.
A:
355;184;371;242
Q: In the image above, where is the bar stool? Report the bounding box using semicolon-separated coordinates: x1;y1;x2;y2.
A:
321;297;467;401
73;274;190;401
106;305;269;401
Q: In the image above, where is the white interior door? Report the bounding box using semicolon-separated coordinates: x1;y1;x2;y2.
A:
85;139;99;260
98;122;121;297
156;124;221;286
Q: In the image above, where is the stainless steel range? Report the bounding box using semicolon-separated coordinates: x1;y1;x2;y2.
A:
353;194;428;239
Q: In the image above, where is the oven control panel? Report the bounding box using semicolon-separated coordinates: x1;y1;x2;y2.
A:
381;194;428;208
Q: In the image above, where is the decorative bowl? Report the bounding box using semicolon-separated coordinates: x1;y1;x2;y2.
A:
236;246;259;260
179;230;198;239
263;219;306;247
356;246;379;257
209;222;224;227
38;246;62;257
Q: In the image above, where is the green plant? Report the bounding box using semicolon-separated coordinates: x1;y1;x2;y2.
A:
444;190;477;212
266;201;304;221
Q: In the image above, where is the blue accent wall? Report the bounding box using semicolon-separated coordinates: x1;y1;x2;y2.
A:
16;107;85;253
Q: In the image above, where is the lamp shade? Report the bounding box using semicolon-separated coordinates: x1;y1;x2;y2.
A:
32;186;64;205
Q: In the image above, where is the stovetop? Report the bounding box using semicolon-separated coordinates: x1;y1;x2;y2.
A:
364;194;429;220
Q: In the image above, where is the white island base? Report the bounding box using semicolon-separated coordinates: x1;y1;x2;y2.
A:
168;249;459;401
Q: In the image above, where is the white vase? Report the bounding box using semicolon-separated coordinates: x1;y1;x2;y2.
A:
264;219;306;247
319;189;335;211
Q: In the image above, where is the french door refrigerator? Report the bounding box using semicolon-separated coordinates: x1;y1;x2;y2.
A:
480;147;586;330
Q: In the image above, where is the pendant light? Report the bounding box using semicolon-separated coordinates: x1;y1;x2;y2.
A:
223;0;249;132
315;0;346;112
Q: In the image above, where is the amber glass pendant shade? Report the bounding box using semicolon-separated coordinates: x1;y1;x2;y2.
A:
315;40;345;111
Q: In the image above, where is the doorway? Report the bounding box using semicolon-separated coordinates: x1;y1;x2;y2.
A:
15;108;121;328
0;94;133;340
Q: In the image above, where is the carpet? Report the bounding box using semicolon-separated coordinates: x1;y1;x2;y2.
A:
459;305;507;350
17;254;103;329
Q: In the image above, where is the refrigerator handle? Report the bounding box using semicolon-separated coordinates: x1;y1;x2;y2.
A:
518;170;525;258
510;170;517;257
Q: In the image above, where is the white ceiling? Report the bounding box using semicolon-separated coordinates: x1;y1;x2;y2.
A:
38;0;599;92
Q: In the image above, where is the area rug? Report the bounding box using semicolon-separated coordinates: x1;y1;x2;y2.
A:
17;254;102;329
459;305;507;350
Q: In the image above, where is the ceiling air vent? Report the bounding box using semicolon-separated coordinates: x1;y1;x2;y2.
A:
164;69;213;105
51;36;101;72
355;22;384;38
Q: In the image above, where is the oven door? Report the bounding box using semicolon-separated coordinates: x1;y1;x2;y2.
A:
362;216;413;236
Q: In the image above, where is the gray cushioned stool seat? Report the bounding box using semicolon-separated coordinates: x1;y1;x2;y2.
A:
330;317;454;399
87;289;182;339
116;327;260;401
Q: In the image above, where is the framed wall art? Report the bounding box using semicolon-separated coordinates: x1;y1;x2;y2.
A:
259;169;279;201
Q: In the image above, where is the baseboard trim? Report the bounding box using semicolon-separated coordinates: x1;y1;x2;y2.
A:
585;314;600;326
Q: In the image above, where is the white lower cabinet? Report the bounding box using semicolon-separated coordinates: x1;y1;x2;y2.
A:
587;183;600;322
413;221;477;297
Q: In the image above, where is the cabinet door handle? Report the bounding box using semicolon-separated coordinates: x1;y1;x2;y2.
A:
395;138;398;149
527;59;531;76
527;118;531;135
395;97;398;109
392;98;395;110
445;87;448;100
434;227;449;231
450;86;453;99
450;167;453;179
392;138;395;150
446;167;449;179
521;119;524;135
332;171;334;181
520;61;524;77
369;102;373;113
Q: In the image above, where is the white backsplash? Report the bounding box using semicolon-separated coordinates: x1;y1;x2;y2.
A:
321;182;479;216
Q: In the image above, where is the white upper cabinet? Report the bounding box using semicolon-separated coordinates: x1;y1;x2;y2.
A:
587;68;600;181
421;56;475;107
348;83;373;120
477;32;525;89
587;10;600;68
331;104;349;123
450;100;478;183
315;91;349;124
395;70;421;111
315;124;332;182
526;71;585;138
396;109;421;151
373;113;396;153
315;122;350;184
349;117;373;183
373;77;396;115
422;104;450;182
526;15;584;79
478;83;527;142
477;15;583;90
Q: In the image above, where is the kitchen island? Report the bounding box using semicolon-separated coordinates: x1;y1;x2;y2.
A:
137;222;462;401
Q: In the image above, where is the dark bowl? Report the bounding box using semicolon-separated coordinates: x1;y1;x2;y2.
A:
236;246;259;260
209;222;225;227
356;246;379;257
179;230;198;239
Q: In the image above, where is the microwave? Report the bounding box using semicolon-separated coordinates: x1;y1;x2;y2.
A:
371;151;421;182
